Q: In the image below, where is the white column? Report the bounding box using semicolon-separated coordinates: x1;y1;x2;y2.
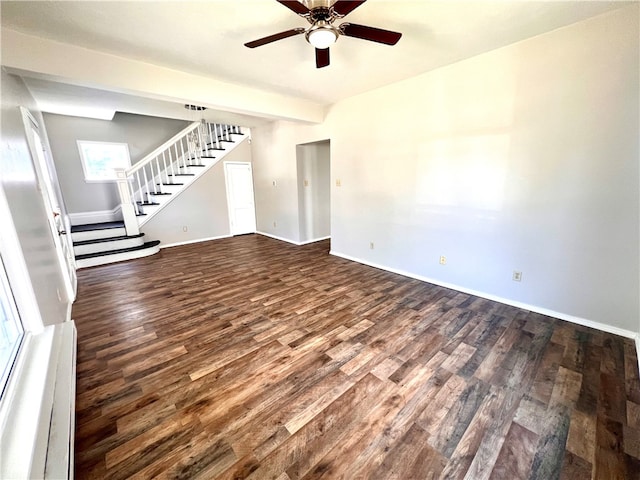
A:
115;169;140;236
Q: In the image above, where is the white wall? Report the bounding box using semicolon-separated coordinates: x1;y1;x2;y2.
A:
251;6;639;334
0;69;69;326
297;140;331;243
252;121;328;243
141;139;252;246
43;112;188;214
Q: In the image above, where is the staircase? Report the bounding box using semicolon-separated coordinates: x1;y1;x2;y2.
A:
71;122;248;268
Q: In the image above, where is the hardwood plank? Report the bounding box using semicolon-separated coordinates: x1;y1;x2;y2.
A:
559;450;593;480
528;405;571;480
488;421;538;480
71;235;640;479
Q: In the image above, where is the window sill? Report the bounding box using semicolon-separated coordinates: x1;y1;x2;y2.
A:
0;321;77;479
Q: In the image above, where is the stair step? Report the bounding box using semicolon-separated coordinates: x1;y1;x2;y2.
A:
181;164;206;168
71;221;124;233
75;240;161;261
137;201;160;206
73;233;146;256
148;192;172;196
205;147;225;151
73;233;144;247
157;183;184;186
168;173;196;177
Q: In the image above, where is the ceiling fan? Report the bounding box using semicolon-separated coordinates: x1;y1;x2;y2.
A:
244;0;402;68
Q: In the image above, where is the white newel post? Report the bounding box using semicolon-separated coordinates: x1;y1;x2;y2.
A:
115;168;140;236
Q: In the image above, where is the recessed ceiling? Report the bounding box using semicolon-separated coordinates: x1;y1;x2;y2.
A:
1;1;628;118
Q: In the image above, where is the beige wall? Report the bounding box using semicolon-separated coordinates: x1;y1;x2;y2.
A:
251;6;640;333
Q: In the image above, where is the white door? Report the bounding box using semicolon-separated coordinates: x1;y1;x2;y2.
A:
21;108;77;301
224;162;257;235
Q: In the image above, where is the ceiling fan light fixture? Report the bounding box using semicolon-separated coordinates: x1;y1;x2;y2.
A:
306;23;338;49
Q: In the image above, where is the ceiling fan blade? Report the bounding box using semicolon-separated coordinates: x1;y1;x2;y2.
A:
245;28;305;48
332;0;367;16
276;0;310;15
340;23;402;45
316;48;330;68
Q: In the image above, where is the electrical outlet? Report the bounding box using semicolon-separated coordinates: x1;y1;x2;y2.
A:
336;179;342;187
370;242;374;250
513;271;522;282
182;226;188;232
439;255;447;265
272;180;277;187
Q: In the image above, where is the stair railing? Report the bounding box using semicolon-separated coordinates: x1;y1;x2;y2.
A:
115;121;243;236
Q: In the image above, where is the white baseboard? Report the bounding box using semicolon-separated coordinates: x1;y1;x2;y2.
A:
159;235;232;249
330;250;638;340
68;207;121;226
256;231;301;245
299;235;331;246
257;232;331;246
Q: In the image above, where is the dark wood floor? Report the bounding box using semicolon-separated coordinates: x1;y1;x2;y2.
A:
73;235;640;479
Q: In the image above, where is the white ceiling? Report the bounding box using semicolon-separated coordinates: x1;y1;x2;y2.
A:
1;0;628;122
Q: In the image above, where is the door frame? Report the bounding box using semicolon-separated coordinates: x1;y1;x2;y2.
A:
223;161;256;236
20;107;77;302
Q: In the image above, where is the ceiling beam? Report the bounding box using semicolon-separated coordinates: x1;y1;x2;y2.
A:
1;29;325;124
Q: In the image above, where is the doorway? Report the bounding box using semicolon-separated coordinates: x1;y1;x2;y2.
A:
21;108;77;301
296;140;331;244
224;162;257;236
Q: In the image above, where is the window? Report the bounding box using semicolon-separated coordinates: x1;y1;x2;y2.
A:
77;140;131;182
0;257;23;398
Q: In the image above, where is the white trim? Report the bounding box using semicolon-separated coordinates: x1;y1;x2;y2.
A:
329;250;638;340
20;107;76;305
257;232;331;247
159;235;232;249
0;327;55;479
68;206;122;226
44;321;76;480
257;231;301;246
298;235;331;246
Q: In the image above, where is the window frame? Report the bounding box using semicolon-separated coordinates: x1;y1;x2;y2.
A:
76;140;131;183
0;256;24;400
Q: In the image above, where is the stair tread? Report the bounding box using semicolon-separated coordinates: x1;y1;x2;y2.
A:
168;173;196;176
71;221;124;233
137;201;160;206
157;183;184;186
73;233;145;246
75;240;161;260
148;192;172;195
